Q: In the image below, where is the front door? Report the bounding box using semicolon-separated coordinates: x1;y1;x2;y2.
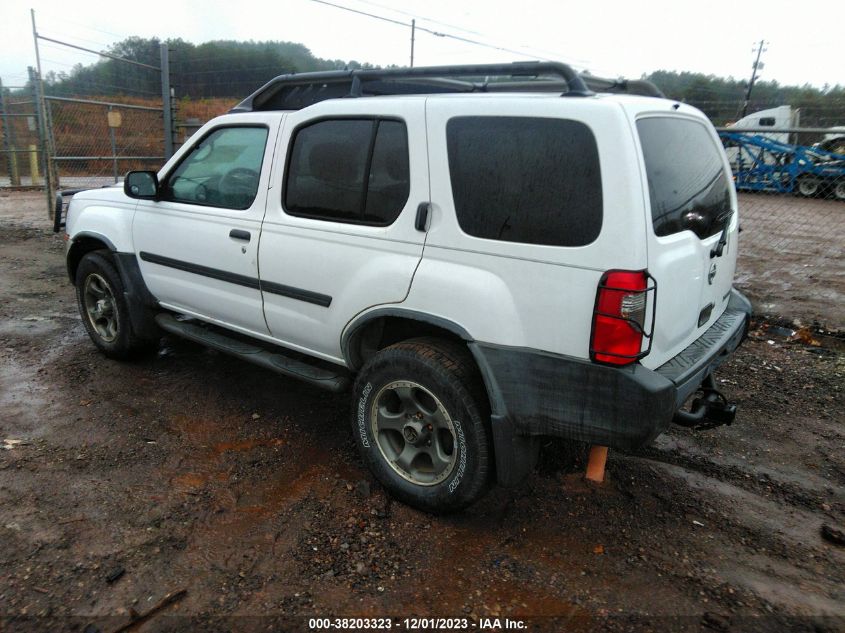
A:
133;120;278;335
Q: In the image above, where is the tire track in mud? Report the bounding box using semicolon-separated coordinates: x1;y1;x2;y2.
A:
2;193;844;630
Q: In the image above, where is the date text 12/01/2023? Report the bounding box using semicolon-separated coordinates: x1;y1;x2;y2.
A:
307;617;528;630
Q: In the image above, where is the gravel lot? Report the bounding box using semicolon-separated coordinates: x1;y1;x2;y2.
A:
1;191;843;632
735;193;844;331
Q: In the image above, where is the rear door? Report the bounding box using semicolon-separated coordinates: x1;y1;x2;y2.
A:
258;99;428;364
632;109;739;368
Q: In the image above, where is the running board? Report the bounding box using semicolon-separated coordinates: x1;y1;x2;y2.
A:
155;313;350;393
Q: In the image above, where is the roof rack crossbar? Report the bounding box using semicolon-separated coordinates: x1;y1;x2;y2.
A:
231;61;664;112
231;62;593;112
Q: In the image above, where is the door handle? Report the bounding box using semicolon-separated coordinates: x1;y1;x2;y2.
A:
415;202;430;232
229;229;251;242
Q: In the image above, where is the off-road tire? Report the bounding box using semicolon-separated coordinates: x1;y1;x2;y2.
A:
352;338;492;514
75;251;155;359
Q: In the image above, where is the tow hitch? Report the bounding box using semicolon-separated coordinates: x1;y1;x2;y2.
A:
673;374;737;430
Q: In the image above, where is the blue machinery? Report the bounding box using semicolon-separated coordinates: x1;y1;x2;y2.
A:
718;131;845;200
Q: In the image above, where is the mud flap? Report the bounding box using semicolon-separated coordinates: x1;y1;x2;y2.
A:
113;252;160;341
490;414;540;487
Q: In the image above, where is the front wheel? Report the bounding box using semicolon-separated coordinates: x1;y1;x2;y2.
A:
75;251;156;359
351;338;492;514
834;179;845;202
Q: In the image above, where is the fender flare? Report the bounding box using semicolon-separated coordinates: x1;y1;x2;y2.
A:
68;235;160;339
73;231;118;251
340;307;473;370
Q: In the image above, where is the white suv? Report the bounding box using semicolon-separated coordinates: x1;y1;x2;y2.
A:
64;62;751;513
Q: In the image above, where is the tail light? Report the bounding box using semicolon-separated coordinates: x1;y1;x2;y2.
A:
590;270;654;366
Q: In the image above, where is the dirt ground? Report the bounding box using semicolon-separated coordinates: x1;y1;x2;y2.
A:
0;191;843;632
734;193;844;331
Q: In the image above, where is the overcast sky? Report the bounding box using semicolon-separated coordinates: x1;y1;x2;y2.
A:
1;0;843;90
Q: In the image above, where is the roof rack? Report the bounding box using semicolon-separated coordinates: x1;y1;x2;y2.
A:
580;75;664;98
231;61;665;112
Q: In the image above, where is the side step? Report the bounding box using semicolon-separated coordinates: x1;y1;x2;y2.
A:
155;313;351;393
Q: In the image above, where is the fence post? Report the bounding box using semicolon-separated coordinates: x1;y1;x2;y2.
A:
108;105;118;183
0;78;21;186
160;43;174;161
28;67;50;192
44;96;59;190
31;9;56;212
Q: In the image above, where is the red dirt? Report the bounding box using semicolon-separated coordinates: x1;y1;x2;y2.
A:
0;192;843;632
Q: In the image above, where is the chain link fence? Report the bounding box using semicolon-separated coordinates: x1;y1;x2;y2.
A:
733;192;843;330
46;96;165;190
0;90;44;188
716;126;845;330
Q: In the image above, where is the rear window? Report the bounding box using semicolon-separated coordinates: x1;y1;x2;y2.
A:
446;116;602;247
637;117;731;238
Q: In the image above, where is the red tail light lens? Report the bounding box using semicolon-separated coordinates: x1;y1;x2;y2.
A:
591;270;649;366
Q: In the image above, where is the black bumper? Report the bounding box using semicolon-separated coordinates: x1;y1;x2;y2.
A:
471;289;752;482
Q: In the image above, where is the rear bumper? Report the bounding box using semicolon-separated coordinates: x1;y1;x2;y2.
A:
655;289;752;407
472;289;752;480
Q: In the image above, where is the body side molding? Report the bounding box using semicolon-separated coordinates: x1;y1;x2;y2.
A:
138;251;332;307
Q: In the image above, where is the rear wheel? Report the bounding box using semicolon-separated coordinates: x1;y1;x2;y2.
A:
797;175;821;198
75;251;156;359
351;338;492;513
834;179;845;202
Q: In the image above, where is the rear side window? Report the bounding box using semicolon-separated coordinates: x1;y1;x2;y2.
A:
284;119;410;225
446;116;602;247
637;117;731;238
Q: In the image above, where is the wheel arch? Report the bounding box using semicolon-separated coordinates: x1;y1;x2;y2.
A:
342;309;473;371
67;232;117;284
68;236;160;340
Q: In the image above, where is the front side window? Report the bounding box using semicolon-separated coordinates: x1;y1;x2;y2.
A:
284;119;410;225
446;116;603;247
165;126;269;210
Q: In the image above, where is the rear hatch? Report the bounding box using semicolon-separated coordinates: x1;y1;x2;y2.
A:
632;110;739;369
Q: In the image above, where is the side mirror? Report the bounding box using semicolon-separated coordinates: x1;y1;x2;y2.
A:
124;171;159;199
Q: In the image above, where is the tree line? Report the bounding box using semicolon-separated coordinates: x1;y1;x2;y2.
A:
23;37;845;127
646;70;845;127
37;37;375;101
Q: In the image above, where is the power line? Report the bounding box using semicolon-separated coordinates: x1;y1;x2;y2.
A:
38;16;131;42
308;0;588;69
36;35;160;71
349;0;485;37
38;30;115;51
40;42;103;59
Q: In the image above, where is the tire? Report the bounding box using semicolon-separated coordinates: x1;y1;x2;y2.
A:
351;338;492;514
797;175;821;198
75;251;156;359
834;179;845;202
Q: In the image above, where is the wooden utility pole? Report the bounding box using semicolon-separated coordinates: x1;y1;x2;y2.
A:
410;19;416;68
740;40;767;118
